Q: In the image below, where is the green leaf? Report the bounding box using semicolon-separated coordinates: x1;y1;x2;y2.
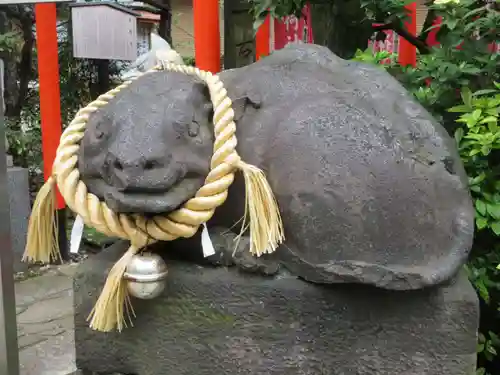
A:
461;67;481;75
445;18;458;30
476;200;487;216
476;216;488;230
461;87;473;109
480;116;498;124
486;108;499;116
470;173;486;185
448;105;470;113
465;133;483;140
474;89;498;96
472;109;483;121
251;0;272;28
481;145;492;156
464;7;486;19
488;121;498;133
454;127;464;145
488;98;500;109
483;192;494;202
487;204;500;220
489;332;500;345
491;221;500;236
475;278;491;303
478;342;486;353
471;185;481;193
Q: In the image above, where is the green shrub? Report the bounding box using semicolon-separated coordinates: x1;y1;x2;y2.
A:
352;2;500;373
402;3;500;371
182;56;196;66
452;85;500;374
398;0;500;131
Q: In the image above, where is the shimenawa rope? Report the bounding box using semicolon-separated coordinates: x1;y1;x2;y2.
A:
22;55;285;332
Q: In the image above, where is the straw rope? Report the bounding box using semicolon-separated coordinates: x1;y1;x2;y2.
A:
54;63;242;248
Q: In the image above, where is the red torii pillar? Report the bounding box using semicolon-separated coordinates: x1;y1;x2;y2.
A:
256;15;271;60
193;0;220;73
34;3;68;261
398;2;417;67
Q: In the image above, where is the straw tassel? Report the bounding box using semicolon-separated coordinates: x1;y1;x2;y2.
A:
22;176;60;264
87;245;140;332
236;161;285;256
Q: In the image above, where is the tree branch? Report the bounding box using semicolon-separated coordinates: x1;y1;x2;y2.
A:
417;8;437;42
372;22;430;54
0;5;34;23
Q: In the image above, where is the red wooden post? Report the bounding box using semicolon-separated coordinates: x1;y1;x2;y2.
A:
256;15;270;60
398;2;417;67
35;3;68;260
193;0;220;73
426;16;442;47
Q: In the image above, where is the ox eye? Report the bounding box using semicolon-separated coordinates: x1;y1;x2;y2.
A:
188;122;200;137
93;121;107;141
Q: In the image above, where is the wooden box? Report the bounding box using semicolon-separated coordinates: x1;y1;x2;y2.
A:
71;2;139;61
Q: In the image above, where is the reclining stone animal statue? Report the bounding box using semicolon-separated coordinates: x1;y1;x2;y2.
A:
74;43;479;375
79;43;473;290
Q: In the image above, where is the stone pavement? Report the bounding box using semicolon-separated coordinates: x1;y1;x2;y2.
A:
15;263;78;375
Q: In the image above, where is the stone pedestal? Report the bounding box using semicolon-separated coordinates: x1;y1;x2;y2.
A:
74;242;479;375
7;166;30;272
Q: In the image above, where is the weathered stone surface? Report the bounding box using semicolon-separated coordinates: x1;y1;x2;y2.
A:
78;43;474;290
75;242;479;375
8;166;30;272
15;266;79;375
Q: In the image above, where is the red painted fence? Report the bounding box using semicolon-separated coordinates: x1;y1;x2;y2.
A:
257;2;499;64
370;15;500;61
273;4;314;50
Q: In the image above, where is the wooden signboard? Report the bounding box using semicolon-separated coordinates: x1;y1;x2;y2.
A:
223;0;255;69
71;2;139;61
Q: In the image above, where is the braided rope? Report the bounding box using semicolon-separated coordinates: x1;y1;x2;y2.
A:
52;62;241;249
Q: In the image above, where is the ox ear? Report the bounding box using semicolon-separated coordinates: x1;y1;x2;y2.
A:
194;81;262;124
232;91;262;122
192;82;214;124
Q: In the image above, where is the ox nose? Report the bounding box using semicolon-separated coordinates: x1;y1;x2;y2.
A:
104;151;163;190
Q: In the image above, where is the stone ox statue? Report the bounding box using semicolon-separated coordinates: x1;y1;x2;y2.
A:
74;44;479;375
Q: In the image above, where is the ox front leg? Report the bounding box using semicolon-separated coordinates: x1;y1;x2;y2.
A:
204;226;280;276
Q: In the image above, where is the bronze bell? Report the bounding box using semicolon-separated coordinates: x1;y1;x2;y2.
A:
123;253;168;300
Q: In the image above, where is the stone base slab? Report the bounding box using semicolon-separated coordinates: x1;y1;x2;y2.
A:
74;242;479;375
